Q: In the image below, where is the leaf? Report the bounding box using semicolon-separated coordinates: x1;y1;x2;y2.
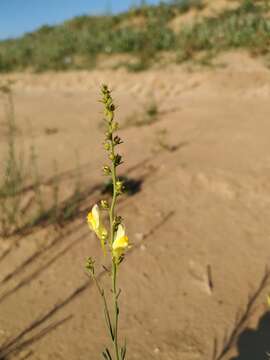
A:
104;348;112;360
102;352;109;360
104;308;114;340
121;342;127;360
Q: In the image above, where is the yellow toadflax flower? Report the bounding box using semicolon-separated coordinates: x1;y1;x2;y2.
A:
112;224;129;259
87;204;108;253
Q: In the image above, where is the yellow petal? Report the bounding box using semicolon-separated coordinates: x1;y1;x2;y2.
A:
113;235;129;251
92;204;100;228
113;224;129;258
114;224;125;242
87;212;95;230
87;204;108;255
87;204;101;231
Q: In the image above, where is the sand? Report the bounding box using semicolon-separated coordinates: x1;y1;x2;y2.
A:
0;51;270;359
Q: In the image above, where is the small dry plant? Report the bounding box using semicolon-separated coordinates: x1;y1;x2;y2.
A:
0;82;83;236
0;82;26;236
86;85;130;360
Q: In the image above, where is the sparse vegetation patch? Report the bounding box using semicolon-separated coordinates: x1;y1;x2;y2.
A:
0;1;269;72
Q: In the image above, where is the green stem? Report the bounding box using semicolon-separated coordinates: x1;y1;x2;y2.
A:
112;262;120;360
109;134;120;360
109;143;117;246
92;275;114;340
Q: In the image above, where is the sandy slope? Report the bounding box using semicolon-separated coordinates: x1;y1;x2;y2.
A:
0;52;270;359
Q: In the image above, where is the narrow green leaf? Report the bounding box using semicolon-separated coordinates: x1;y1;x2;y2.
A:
121;341;127;360
104;308;114;340
105;348;112;360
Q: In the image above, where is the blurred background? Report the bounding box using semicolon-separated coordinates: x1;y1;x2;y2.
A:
1;0;269;72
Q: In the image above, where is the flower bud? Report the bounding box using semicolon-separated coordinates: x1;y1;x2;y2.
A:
114;154;122;166
114;216;123;227
100;200;109;209
111;122;119;132
101;85;110;98
116;180;123;194
105;131;112;141
104;142;110;151
85;257;95;275
103;165;111;176
113;136;123;145
108;103;115;112
109;153;115;161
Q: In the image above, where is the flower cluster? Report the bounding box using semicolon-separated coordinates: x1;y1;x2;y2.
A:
87;204;129;259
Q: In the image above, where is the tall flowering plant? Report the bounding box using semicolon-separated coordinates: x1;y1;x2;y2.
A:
86;85;130;360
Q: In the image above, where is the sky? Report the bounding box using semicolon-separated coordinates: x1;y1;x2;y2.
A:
0;0;162;40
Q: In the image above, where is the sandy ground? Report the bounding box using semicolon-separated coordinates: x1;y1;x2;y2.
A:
0;51;270;360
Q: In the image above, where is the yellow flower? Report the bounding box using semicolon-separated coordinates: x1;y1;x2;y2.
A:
112;224;129;259
87;204;108;253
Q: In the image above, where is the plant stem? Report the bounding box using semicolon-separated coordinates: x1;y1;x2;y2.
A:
109;154;117;247
109;130;120;360
112;262;120;360
92;275;114;340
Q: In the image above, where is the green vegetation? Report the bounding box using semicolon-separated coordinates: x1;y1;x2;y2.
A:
0;83;25;235
0;0;269;72
177;0;270;63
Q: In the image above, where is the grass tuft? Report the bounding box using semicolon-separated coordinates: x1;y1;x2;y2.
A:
0;84;85;237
